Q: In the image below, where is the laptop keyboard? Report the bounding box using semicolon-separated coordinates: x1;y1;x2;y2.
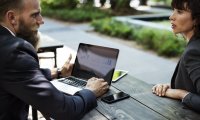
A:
59;77;87;88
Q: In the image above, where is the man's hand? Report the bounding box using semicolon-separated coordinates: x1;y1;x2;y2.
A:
152;83;170;96
51;54;73;79
85;77;109;98
60;54;73;77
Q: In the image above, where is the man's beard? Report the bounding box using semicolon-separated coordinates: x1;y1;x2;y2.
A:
16;18;40;50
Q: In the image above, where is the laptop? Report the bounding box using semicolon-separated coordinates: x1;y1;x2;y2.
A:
51;43;119;95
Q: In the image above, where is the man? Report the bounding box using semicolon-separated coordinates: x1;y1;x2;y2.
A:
0;0;109;120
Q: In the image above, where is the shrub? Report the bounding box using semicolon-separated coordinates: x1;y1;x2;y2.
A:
110;0;131;10
91;18;186;57
157;33;185;56
135;27;186;56
92;18;134;39
41;0;78;9
134;27;156;49
41;5;111;22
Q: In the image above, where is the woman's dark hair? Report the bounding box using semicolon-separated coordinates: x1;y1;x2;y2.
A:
0;0;23;21
171;0;200;38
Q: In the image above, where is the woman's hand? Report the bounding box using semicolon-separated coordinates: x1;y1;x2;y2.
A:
152;84;189;100
152;83;170;96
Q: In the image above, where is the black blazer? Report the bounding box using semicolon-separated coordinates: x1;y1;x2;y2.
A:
0;25;97;120
171;36;200;112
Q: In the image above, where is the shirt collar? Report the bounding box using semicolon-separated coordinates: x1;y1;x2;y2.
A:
2;25;16;36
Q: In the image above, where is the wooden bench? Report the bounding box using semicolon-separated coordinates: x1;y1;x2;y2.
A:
37;45;63;67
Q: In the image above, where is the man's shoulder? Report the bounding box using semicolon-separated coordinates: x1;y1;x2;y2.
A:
0;34;34;53
0;35;37;68
1;37;20;54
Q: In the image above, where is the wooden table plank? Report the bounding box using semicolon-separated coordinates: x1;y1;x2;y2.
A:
134;93;200;120
112;75;151;94
96;87;168;120
82;110;108;120
112;75;200;120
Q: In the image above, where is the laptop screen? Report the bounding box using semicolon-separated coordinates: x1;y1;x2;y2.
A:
71;43;119;85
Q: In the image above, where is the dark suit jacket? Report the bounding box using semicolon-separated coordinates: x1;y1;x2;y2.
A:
171;36;200;112
0;25;97;120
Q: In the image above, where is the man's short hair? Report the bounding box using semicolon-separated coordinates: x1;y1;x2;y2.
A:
0;0;24;21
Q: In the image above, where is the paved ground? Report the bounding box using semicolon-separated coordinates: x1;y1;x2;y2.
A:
39;17;177;85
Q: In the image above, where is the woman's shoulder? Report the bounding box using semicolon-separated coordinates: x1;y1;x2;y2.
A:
183;37;200;60
187;37;200;51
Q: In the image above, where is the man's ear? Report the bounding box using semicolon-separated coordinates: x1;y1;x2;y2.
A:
6;10;17;25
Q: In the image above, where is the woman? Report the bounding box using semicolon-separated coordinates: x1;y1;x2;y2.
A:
152;0;200;112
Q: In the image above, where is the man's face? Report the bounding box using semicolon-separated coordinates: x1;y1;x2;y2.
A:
16;0;44;48
16;18;39;49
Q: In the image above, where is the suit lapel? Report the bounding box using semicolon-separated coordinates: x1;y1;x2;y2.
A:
171;60;180;88
0;25;13;36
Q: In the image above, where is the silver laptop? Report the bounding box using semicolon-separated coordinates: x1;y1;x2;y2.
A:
51;43;119;95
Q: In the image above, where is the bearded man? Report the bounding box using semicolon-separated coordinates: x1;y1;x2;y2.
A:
0;0;109;119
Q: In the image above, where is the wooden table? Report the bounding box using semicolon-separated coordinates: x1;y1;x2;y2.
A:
82;75;200;120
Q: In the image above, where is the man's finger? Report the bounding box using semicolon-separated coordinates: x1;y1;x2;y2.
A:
66;54;72;64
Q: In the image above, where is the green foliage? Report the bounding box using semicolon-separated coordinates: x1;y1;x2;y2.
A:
41;0;79;9
92;18;134;39
132;27;186;56
166;0;172;6
85;0;94;6
91;18;186;57
150;0;172;6
41;5;111;22
157;33;185;56
134;27;156;49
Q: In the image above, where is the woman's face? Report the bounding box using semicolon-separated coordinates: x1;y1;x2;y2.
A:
169;8;195;40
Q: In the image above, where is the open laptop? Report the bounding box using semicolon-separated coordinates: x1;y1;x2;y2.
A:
51;43;119;95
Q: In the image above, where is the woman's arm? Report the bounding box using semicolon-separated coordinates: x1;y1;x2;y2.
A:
165;89;189;99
